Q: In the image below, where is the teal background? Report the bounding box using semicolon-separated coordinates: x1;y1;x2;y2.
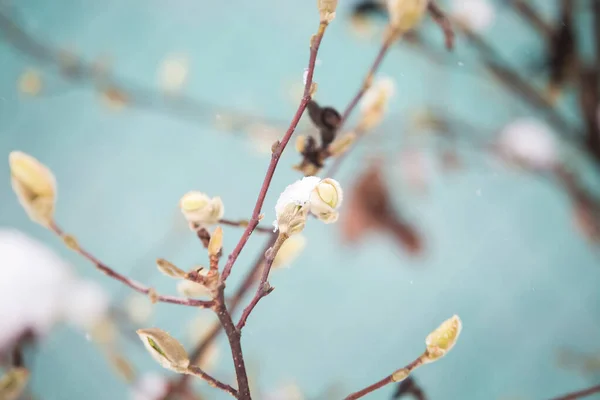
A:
1;0;599;399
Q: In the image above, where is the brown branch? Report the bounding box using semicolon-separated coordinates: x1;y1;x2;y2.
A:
220;21;328;283
236;233;288;331
219;218;272;233
48;222;213;308
186;365;238;397
427;1;455;50
343;357;423;400
547;385;600;400
509;0;553;38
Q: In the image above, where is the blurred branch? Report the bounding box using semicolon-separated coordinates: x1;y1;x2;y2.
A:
219;219;272;233
0;10;290;134
508;0;553;38
547;384;600;400
49;222;213;308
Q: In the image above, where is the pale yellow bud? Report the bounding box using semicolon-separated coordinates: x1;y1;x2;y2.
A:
391;368;410;382
387;0;429;31
273;234;306;269
359;77;395;131
18;68;42;96
0;367;29;400
177;278;211;298
309;178;343;221
8;151;56;226
328;133;357;157
137;328;190;373
179;191;224;226
317;0;338;23
423;315;462;363
277;203;309;236
156;258;186;279
208;226;223;257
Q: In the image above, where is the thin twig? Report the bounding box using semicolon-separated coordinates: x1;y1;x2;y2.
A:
343;357;423;400
509;0;553;38
220;21;328;283
186;365;238;398
49;222;213;308
219;218;272;233
427;1;455;50
547;384;600;400
236;233;288;331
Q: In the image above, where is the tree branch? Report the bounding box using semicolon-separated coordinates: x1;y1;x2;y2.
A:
343;356;423;400
220;21;329;283
219;218;272;233
48;222;213;308
548;385;600;400
236;233;288;331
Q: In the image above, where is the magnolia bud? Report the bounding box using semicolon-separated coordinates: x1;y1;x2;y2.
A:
8;151;56;226
317;0;338;23
391;368;410;382
423;315;462;363
328;133;357;157
208;226;223;257
156;258;186;279
177;276;211;298
276;203;309;236
309;178;343;223
179;191;224;226
137;328;190;373
387;0;429;31
0;368;29;400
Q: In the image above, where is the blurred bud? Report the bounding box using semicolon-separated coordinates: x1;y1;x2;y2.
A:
0;367;29;400
295;135;307;153
273;234;306;269
391;368;410;382
309;178;343;223
423;315;462;363
18;68;42;96
137;328;190;373
179;191;224;226
328;133;357;157
125;293;154;325
177;277;211;298
359;77;395;131
276;203;309;236
108;352;136;383
387;0;429;31
208;226;223;257
100;87;129;110
317;0;338;23
159;54;189;93
9;151;56;226
156;258;186;279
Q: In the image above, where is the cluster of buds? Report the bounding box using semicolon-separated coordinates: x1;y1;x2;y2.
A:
274;176;343;235
386;0;430;33
179;191;224;227
295;100;355;176
8;151;56;227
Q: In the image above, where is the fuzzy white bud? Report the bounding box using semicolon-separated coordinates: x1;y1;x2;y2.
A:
387;0;429;31
179;191;224;226
309;178;343;223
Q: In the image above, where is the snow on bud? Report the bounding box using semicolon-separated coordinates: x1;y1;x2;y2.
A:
387;0;429;31
359;77;395;130
309;178;343;223
179;191;224;226
8;151;56;226
156;258;186;279
0;367;29;400
317;0;338;23
273;234;306;269
274;176;321;233
498;118;558;170
423;315;462;363
137;328;190;373
451;0;495;33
